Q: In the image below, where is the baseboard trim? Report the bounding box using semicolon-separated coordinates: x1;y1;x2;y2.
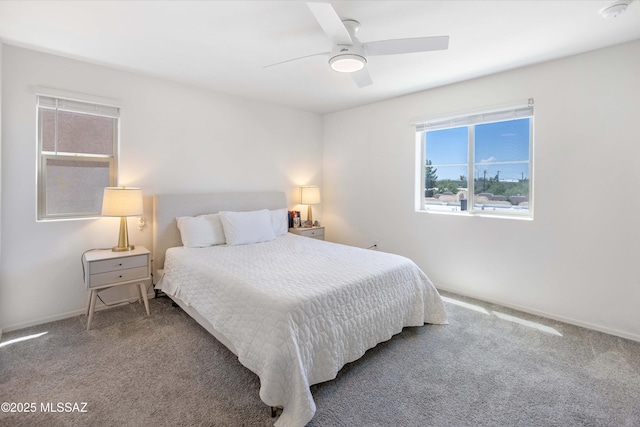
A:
2;291;157;333
436;285;640;343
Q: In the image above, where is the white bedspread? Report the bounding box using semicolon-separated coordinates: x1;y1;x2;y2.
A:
157;233;447;427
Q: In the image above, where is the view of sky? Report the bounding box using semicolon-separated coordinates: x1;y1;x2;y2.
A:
425;118;530;182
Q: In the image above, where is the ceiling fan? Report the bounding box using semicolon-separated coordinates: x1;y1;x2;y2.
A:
265;2;450;88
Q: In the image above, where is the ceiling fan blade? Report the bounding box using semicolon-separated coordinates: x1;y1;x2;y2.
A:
307;2;353;45
263;51;329;69
351;68;373;88
364;35;449;56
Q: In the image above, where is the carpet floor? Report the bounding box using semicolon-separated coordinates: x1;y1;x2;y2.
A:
1;291;639;426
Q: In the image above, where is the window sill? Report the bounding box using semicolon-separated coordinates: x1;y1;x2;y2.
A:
417;209;533;221
37;215;102;223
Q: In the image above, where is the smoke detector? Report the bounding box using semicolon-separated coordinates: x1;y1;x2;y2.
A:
599;0;632;18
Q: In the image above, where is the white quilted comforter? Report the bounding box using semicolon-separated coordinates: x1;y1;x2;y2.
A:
157;233;447;427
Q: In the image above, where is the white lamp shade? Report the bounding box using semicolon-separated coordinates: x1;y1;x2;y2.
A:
101;187;143;217
300;186;321;205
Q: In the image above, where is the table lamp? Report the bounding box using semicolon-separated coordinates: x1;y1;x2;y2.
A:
101;187;143;252
300;186;321;226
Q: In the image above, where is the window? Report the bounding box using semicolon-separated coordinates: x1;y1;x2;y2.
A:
37;95;119;220
415;100;533;217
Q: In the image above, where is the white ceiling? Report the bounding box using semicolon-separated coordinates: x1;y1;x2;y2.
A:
0;1;639;114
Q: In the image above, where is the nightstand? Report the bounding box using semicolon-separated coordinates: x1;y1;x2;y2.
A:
289;226;325;240
82;246;151;330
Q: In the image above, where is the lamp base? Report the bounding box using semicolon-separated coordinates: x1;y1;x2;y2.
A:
112;245;135;252
111;217;134;252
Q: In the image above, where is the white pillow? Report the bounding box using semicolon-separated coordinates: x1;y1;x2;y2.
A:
176;213;226;247
270;208;288;236
219;209;276;245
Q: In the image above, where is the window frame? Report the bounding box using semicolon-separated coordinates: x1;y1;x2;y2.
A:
36;93;120;221
414;100;534;219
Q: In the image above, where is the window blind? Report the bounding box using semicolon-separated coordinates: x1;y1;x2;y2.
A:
414;99;534;132
38;95;120;118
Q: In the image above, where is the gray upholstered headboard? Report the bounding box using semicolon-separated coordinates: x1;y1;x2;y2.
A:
152;191;287;274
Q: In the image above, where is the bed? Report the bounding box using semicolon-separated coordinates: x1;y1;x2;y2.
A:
153;191;447;427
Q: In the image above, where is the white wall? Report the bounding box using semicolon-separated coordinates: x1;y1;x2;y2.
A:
0;45;322;331
323;40;640;342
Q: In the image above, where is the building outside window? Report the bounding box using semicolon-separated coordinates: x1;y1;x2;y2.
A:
415;100;534;218
37;94;119;220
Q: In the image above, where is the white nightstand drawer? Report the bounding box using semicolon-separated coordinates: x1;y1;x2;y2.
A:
89;266;149;288
290;227;325;240
299;228;324;239
89;254;148;275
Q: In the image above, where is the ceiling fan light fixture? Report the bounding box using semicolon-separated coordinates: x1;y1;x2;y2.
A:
329;53;366;73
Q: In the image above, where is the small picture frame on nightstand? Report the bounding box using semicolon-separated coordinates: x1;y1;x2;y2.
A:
301;220;312;228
